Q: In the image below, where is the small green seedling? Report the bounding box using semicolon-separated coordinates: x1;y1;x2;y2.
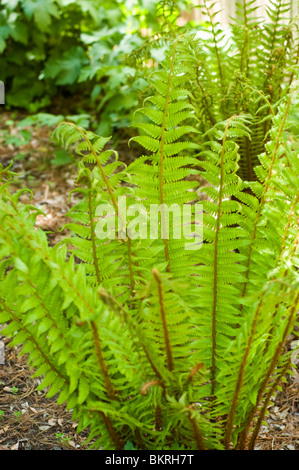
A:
14;411;22;420
55;433;71;446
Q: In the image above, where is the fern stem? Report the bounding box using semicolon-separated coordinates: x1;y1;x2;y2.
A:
158;39;179;272
211;116;234;399
224;297;263;449
5;220;117;401
127;237;136;291
60;122;119;214
87;188;102;285
238;233;299;448
97;410;124;449
245;135;254;181
239;0;250;77
263;0;282;96
240;95;292;300
288;41;299;87
61;123;137;290
239;292;299;449
195;68;216;126
134;428;145;450
98;288;165;381
187;407;206;450
242;82;275;116
203;2;224;87
238;360;291;449
141;379;165;396
247;360;291;450
278;193;299;259
155;404;163;431
91;320;116;400
152;268;174;371
0;298;67;382
187;362;205;383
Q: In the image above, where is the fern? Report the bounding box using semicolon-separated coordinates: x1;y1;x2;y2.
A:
129;37;201;276
0;13;298;451
179;0;298;182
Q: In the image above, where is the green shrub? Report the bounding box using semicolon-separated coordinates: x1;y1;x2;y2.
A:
0;1;298;450
0;0;158;129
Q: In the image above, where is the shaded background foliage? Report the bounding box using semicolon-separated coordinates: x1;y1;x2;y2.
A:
0;0;187;136
1;0;297;139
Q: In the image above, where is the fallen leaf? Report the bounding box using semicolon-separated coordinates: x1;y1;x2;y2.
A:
39;425;50;431
10;442;19;450
0;425;9;435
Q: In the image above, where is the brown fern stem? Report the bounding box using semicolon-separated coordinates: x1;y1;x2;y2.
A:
127;237;135;291
152;268;174;371
245;135;253;181
278;194;299;260
203;3;224;87
158;39;179;272
211;116;234;399
0;298;67;382
58;122;137;290
247;361;291;450
87;188;102;285
187;408;206;450
262;0;282;98
97;410;124;449
240;0;250;77
195;68;216;126
10;219;117;401
240;96;292;301
288;41;299;87
61;122;119;214
90;320;116;400
98;288;165;381
155;405;163;431
224;297;263;449
141;379;165;397
239;292;299;449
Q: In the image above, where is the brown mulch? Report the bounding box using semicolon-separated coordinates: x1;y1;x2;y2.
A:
0;112;96;450
0;338;298;451
0;111;298;451
0;342;92;451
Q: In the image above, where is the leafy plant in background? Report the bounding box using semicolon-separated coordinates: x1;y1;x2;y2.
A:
0;113;75;168
0;0;201;137
130;0;299;182
0;4;298;447
0;0;168;135
184;0;299;182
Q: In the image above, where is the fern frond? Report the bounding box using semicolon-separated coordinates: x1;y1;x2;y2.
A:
129;36;201;274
